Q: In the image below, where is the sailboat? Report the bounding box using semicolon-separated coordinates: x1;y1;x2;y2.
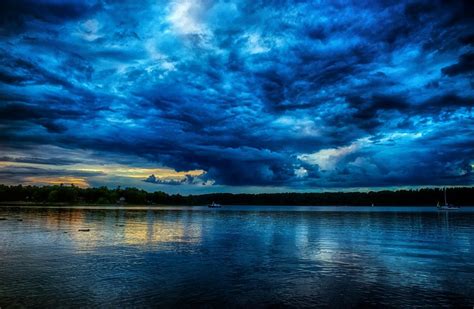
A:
437;188;459;210
208;201;222;208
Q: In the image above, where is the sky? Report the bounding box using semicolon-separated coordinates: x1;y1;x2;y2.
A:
0;0;473;194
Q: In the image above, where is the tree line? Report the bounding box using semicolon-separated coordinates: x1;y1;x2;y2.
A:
0;184;473;206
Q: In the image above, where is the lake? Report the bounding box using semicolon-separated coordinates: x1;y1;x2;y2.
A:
1;206;473;307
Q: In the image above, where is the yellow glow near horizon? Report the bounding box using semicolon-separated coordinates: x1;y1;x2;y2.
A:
24;176;90;187
72;164;204;179
0;159;205;185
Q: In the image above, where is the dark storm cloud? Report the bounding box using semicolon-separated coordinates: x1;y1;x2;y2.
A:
0;102;84;133
345;94;410;131
0;165;104;180
0;0;473;191
442;52;474;77
0;0;99;34
0;51;71;87
0;156;81;165
419;93;474;112
324;143;473;188
0;103;84;121
460;34;474;46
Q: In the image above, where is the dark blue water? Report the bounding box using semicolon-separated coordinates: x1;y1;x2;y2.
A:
0;206;473;308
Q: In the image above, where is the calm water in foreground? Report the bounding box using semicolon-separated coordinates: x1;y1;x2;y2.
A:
1;206;473;308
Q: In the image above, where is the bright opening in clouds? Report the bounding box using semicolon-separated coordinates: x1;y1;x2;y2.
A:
0;0;473;193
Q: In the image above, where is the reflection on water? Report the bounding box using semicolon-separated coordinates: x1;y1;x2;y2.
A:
0;206;473;307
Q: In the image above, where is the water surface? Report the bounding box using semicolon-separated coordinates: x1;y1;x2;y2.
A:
1;206;473;307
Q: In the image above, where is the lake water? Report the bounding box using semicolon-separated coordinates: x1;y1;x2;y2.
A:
0;206;473;308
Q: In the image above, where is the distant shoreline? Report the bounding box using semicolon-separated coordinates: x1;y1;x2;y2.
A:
1;202;471;208
1;185;473;206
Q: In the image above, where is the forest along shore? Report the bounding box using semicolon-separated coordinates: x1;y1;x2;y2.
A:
1;185;474;206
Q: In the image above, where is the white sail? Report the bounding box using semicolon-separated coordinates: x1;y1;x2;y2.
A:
444;188;447;206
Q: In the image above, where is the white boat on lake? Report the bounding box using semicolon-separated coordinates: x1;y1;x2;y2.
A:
437;188;459;210
208;201;222;208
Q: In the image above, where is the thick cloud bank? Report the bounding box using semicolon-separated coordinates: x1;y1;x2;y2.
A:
0;0;473;192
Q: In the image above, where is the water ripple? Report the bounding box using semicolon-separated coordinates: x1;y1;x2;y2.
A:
1;206;473;307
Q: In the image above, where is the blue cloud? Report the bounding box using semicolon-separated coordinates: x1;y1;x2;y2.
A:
0;0;473;192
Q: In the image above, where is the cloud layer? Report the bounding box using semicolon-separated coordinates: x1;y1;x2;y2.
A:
0;0;473;192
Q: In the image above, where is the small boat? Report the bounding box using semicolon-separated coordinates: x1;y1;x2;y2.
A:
437;188;459;210
78;228;90;232
208;201;222;208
